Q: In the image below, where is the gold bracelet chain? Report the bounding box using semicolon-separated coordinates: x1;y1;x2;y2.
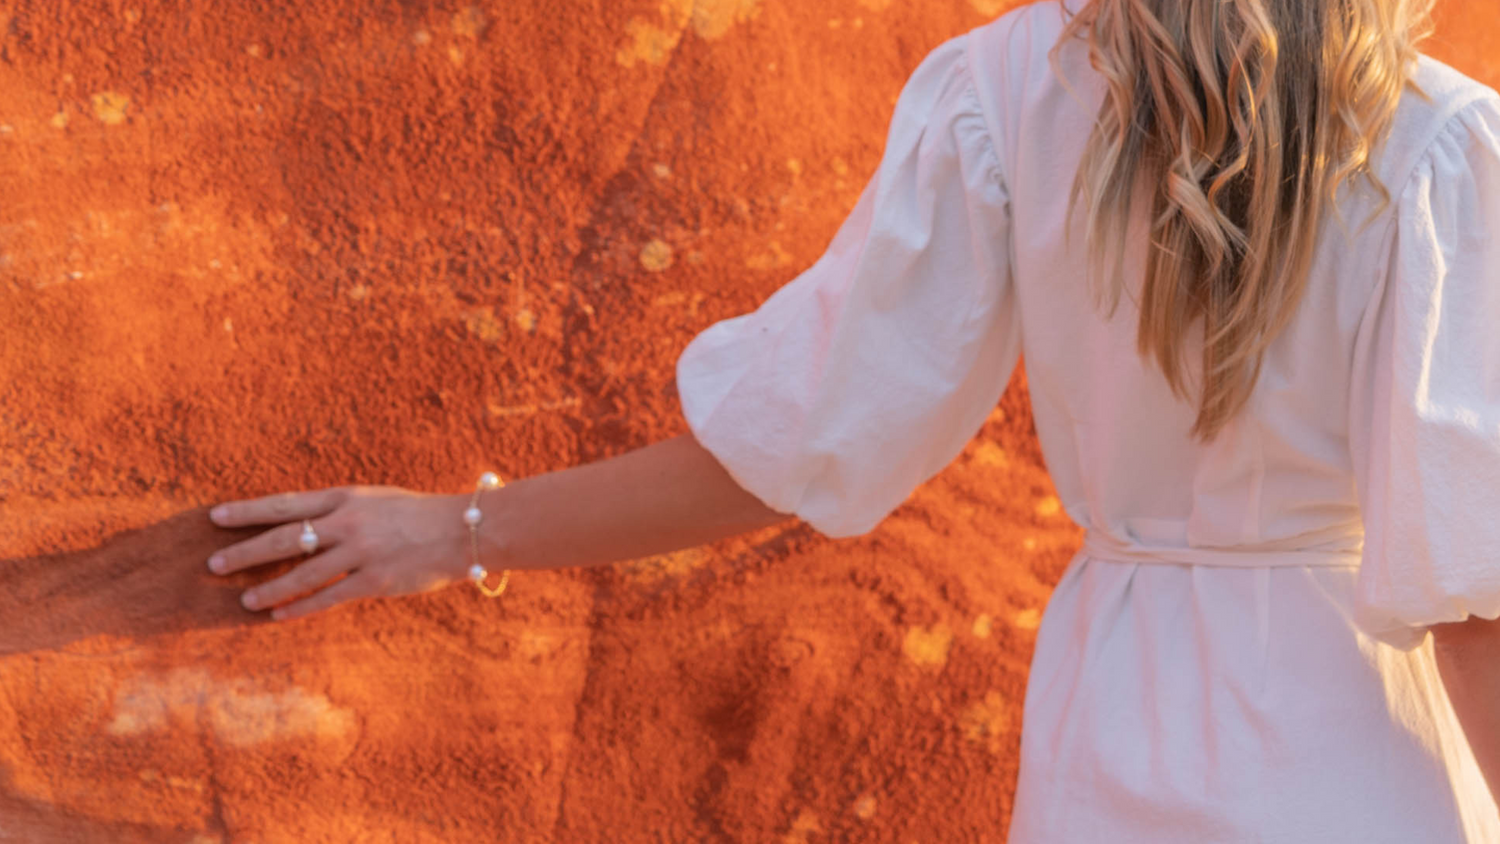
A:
464;471;509;598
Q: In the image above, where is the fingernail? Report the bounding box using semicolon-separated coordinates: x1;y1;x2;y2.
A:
210;505;228;523
207;555;225;573
241;591;258;610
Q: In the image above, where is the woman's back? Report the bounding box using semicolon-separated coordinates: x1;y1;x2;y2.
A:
982;4;1500;839
980;0;1498;591
988;3;1500;839
675;1;1500;839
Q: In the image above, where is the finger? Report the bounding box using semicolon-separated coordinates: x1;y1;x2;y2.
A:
240;545;360;611
269;572;377;622
210;487;349;528
210;516;342;575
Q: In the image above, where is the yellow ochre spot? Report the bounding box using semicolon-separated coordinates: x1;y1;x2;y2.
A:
971;440;1009;468
692;0;760;39
463;306;504;343
902;623;953;669
1034;496;1061;518
853;793;877;821
968;0;1011;16
91;91;130;125
616;19;680;67
615;0;692;68
640;238;674;272
831;156;851;176
972;613;993;639
785;157;803;176
413;28;432;45
746;240;792;270
958;690;1011;754
518;628;562;661
1022;536;1038;551
452;6;487;37
245;43;263;57
49;111;69;129
447;45;465;65
856;0;894;9
651;162;671;178
782;808;824;844
1011;607;1042;630
616;0;759;67
514;307;537;332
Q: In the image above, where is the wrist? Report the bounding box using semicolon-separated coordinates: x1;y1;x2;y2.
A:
440;492;476;582
466;476;521;574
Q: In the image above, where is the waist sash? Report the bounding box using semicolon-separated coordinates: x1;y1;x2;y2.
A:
1079;531;1362;569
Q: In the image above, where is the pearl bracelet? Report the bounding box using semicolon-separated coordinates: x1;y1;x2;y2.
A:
465;471;509;598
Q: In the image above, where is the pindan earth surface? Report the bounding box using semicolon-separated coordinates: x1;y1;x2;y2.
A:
1;1;1495;841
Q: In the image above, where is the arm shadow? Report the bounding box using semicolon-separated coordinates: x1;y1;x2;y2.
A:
1;506;285;657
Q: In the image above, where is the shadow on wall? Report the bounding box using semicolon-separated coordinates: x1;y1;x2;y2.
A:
0;509;281;656
0;776;185;844
0;507;811;658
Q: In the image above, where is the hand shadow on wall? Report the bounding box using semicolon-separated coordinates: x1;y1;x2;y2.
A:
0;764;188;844
0;507;286;656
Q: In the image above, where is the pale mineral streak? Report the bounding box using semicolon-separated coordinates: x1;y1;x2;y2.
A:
107;667;356;748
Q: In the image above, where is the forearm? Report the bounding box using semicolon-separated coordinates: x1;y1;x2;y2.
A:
1432;617;1500;805
476;431;795;572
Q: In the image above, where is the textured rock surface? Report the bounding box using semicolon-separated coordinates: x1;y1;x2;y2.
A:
1;0;1495;841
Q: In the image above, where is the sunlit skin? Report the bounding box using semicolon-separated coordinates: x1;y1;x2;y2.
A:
205;432;791;621
205;485;473;621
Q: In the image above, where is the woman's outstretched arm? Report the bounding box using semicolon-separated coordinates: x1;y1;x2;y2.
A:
1432;618;1500;807
479;431;796;573
206;430;794;621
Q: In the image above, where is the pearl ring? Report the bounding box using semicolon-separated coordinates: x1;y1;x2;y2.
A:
298;519;319;555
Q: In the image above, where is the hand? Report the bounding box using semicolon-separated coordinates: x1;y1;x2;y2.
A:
205;485;469;621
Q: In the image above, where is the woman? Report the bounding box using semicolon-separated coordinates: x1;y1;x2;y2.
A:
204;0;1500;839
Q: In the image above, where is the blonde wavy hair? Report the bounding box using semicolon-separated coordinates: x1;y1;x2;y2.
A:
1050;0;1436;442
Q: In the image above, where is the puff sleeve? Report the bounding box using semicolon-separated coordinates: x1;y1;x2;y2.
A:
673;35;1020;539
1350;94;1500;650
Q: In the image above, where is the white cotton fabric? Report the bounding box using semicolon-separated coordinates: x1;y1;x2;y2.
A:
674;1;1500;840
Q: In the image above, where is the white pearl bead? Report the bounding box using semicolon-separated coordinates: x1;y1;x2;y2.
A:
464;506;483;526
480;471;500;489
469;563;486;582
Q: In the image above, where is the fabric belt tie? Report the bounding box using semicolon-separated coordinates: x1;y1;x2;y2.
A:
1079;531;1363;569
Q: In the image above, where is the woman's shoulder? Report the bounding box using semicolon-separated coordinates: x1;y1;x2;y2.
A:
963;0;1073;66
1380;56;1500;189
1411;54;1498;102
958;1;1083;123
1406;54;1499;127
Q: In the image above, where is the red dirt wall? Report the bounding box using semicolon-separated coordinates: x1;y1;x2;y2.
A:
2;1;1496;841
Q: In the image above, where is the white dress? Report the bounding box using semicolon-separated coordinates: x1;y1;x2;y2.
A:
673;1;1500;841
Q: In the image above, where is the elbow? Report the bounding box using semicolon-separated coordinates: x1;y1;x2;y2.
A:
1431;614;1500;656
